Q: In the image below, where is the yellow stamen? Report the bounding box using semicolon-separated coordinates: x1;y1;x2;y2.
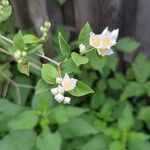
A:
91;36;101;47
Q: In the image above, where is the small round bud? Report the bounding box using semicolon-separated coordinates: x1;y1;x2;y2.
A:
1;0;9;6
56;77;62;84
43;33;47;37
14;50;21;59
64;97;71;104
44;21;51;28
22;51;27;57
50;87;58;96
79;43;86;54
57;85;64;94
54;94;64;103
40;26;47;32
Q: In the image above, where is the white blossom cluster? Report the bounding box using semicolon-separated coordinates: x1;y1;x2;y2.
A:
51;73;78;104
0;0;9;15
14;50;27;63
79;27;119;56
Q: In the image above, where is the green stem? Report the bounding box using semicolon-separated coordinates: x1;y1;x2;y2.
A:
37;53;60;66
81;48;95;55
0;35;13;44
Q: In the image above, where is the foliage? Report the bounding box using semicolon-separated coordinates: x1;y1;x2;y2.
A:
0;3;150;150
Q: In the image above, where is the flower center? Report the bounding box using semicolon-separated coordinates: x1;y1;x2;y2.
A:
101;37;110;47
63;81;73;90
91;36;101;47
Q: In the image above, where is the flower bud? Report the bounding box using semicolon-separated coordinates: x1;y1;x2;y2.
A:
58;85;64;94
54;94;64;103
79;43;86;54
1;0;9;6
14;50;21;59
50;87;58;95
64;97;71;104
56;77;62;84
44;21;51;28
22;51;27;57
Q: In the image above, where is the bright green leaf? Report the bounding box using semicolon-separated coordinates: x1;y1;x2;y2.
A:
8;110;39;130
58;32;70;58
17;60;29;76
116;37;140;53
79;22;92;48
23;34;39;44
71;52;89;66
69;81;94;97
13;31;25;51
41;64;58;84
37;128;61;150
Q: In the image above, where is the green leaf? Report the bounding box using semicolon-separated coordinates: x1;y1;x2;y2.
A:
8;110;39;130
120;82;145;101
58;32;70;58
13;31;25;51
0;3;12;23
23;34;39;44
144;82;150;96
0;100;24;116
35;79;51;95
86;50;106;73
69;81;94;97
41;64;58;84
51;105;88;124
116;37;140;53
128;140;150;150
138;106;150;123
71;52;89;66
108;78;123;90
8;75;32;105
80;134;110;150
59;118;97;139
32;90;53;111
79;22;92;48
37;128;61;150
128;131;150;141
17;60;29;76
28;44;43;54
118;103;134;130
132;54;150;83
90;92;105;109
109;140;124;150
0;130;36;150
61;58;76;74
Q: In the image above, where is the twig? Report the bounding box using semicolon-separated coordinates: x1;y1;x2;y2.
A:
0;47;13;57
0;35;13;44
37;53;60;66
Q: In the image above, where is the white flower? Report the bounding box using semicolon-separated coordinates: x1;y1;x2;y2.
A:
54;94;64;103
56;77;62;84
97;48;114;57
64;97;71;104
79;43;86;54
50;87;58;95
14;50;21;59
57;85;64;94
99;27;119;49
89;32;101;49
61;73;77;91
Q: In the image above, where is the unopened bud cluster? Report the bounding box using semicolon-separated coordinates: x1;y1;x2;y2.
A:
40;21;51;42
51;74;77;104
0;0;9;15
14;50;27;63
